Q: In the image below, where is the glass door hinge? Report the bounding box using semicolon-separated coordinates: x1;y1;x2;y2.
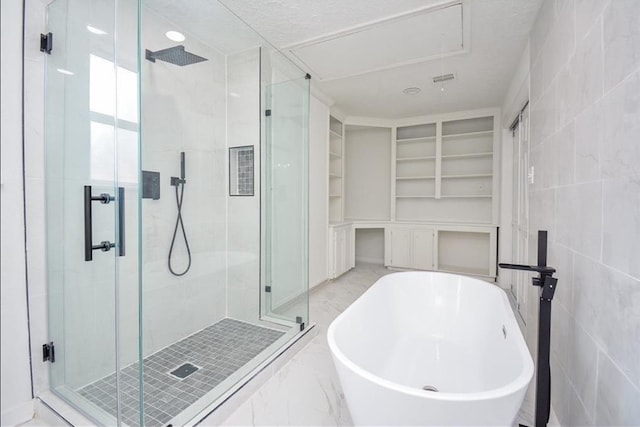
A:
43;342;55;363
40;32;53;54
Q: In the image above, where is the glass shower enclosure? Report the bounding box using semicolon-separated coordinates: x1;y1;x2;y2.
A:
43;0;310;425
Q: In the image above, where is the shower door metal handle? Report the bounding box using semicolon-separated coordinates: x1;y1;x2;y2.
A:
84;185;125;261
117;186;125;257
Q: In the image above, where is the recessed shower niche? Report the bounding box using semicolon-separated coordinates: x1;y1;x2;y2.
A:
43;0;310;424
229;146;254;196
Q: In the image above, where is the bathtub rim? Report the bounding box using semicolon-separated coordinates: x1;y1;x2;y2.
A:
327;271;535;402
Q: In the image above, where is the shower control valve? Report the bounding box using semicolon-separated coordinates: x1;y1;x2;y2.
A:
170;176;186;186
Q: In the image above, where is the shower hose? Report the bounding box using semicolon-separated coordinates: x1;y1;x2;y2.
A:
168;180;192;276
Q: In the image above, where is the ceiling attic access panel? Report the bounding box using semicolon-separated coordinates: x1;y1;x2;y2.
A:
289;1;464;81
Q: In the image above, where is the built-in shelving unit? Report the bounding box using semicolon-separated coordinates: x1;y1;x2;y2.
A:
394;116;496;224
328;110;500;281
394;123;437;202
329;116;344;223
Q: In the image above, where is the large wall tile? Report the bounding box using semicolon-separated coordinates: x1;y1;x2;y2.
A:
547;0;576;84
576;0;609;40
601;71;640;179
595;352;640;426
557;21;603;127
567;383;594;426
556;63;575;128
555;182;602;259
551;301;572;373
603;0;640;92
574;98;602;183
529;188;555;238
572;20;603;117
530;0;557;64
574;254;640;385
550;122;575;187
602;175;640;279
550;353;571;426
568;322;597;420
530;48;546;104
548;242;573;313
530;80;557;146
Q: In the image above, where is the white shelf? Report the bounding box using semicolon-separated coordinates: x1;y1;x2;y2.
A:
396;176;436;180
396;156;436;162
329;194;342;198
441;152;493;159
330;151;341;159
442;130;493;139
440;195;492;199
396;195;435;199
330;129;343;138
329;173;342;178
441;174;492;179
396;136;436;142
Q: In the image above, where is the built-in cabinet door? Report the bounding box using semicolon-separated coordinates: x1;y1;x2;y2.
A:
387;227;412;268
337;229;346;276
330;226;349;278
412;229;434;270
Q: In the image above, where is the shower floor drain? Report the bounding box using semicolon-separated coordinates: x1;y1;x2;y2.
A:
169;363;199;379
422;385;439;392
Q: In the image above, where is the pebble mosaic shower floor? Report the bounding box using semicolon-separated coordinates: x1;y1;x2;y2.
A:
77;318;285;426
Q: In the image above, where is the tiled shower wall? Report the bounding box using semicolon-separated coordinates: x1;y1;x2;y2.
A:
139;6;228;363
526;0;640;424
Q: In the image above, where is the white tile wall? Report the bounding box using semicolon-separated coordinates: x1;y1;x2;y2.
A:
524;0;640;425
1;0;36;424
23;0;52;400
226;48;261;323
139;6;228;359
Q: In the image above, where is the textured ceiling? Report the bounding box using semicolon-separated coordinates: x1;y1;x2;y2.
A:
218;0;543;118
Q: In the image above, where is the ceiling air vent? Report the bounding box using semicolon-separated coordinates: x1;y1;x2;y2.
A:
432;73;455;83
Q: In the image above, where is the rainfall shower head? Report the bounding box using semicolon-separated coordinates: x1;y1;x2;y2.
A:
145;45;207;66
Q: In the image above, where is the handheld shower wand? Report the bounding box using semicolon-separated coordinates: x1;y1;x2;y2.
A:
168;152;191;276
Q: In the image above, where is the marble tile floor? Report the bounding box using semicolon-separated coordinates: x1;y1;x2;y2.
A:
212;262;392;426
217;262;559;427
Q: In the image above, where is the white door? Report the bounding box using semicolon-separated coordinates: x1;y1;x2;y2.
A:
412;229;434;270
511;105;530;321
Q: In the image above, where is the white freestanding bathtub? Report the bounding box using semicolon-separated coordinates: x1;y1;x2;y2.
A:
327;271;534;426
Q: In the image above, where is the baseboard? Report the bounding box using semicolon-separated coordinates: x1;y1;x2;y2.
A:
1;399;35;426
310;278;329;289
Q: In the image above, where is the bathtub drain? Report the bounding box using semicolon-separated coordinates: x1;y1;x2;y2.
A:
422;385;439;392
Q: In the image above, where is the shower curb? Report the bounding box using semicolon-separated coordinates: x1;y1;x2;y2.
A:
195;324;318;426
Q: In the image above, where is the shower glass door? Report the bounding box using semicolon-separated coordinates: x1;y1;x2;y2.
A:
45;0;142;424
262;58;310;327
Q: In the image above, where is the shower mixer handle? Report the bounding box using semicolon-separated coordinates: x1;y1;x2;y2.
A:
170;176;186;186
